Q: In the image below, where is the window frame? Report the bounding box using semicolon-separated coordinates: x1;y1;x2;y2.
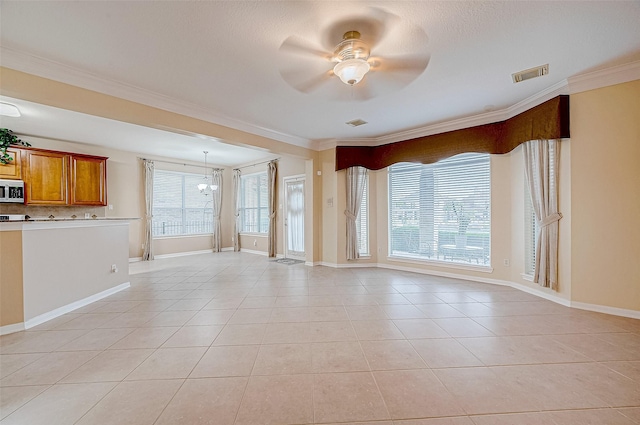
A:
387;153;492;269
152;169;214;238
239;171;269;235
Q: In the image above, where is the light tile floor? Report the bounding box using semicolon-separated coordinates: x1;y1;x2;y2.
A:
1;252;640;424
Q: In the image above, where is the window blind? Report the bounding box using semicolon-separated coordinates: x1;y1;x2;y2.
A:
388;153;491;265
152;170;213;236
356;175;369;256
240;172;268;233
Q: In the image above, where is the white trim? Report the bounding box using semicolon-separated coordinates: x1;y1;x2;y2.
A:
221;247;234;252
520;273;534;282
240;248;268;256
239;232;268;238
154;249;213;259
568;60;640;95
305;261;321;267
510;281;571;307
0;322;25;336
570;301;640;320
386;256;494;273
24;282;130;329
0;47;314;150
129;257;143;263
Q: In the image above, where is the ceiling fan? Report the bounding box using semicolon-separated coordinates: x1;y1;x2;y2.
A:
278;8;430;100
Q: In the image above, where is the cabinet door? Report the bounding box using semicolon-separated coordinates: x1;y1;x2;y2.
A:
70;155;107;206
25;150;69;205
0;148;22;180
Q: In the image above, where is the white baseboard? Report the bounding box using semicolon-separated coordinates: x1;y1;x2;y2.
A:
129;257;142;263
154;249;213;259
240;248;268;256
221;247;234;252
23;282;131;330
315;261;640;318
570;301;640;320
0;322;25;336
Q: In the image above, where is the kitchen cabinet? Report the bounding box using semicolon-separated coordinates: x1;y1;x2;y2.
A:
24;149;69;205
0;148;22;180
22;147;108;206
70;154;107;206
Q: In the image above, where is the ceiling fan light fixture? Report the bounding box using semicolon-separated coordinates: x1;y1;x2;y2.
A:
334;58;371;86
333;31;371;86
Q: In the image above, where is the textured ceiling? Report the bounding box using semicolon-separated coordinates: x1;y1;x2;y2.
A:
1;1;639;162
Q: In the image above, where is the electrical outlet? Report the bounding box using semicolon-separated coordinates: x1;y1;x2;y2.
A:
253;239;257;246
504;259;510;266
111;264;118;273
84;213;91;219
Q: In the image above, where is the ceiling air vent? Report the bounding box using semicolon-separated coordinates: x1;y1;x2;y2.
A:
512;64;549;83
346;119;367;127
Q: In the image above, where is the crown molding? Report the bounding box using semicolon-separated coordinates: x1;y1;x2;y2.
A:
568;60;640;95
2;46;637;153
0;47;314;150
328;61;638;150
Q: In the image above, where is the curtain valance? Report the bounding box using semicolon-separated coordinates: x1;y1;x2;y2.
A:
335;95;569;171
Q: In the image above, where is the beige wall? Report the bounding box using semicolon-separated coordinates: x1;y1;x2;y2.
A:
21;222;130;321
570;80;640;311
0;231;24;327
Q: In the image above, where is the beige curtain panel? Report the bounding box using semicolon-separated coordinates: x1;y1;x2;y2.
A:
142;159;154;261
267;160;277;258
345;166;368;260
524;139;562;290
211;169;223;253
232;169;241;252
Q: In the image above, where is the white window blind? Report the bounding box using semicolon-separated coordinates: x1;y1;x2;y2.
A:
388;153;491;265
240;172;268;233
356;175;369;256
152;170;213;236
524;180;538;275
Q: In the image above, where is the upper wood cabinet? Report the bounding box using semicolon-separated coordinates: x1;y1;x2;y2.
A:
70;154;107;206
0;148;23;180
22;147;108;206
24;149;70;205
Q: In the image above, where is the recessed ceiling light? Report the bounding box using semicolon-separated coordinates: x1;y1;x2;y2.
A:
346;119;367;127
0;102;21;117
512;64;549;83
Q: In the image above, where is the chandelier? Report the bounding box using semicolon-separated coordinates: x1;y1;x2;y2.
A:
197;151;218;195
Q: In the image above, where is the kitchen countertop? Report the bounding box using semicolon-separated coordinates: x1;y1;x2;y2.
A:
0;217;140;231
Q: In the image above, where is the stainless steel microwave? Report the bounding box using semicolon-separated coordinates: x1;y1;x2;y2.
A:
0;179;25;203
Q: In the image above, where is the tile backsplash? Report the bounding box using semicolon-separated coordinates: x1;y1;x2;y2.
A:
0;204;106;218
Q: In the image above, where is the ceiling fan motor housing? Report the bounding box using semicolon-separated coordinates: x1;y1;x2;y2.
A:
334;31;370;62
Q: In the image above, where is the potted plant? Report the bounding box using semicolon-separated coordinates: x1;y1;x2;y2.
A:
452;201;472;248
0;128;31;165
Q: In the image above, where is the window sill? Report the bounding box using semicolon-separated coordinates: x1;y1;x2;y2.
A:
153;233;213;240
239;232;268;237
387;255;494;273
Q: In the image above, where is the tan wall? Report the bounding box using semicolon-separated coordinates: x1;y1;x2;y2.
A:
0;231;24;327
22;223;130;321
570;80;640;310
320;149;338;264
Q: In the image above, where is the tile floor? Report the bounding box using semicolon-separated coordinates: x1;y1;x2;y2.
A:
1;252;640;424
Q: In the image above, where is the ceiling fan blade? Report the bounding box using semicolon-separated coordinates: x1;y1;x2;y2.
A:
279;36;332;61
369;54;430;74
280;69;334;94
